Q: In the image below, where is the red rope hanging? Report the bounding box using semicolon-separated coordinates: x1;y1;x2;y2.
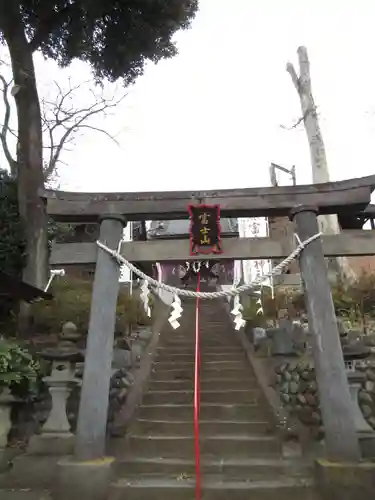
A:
194;271;201;500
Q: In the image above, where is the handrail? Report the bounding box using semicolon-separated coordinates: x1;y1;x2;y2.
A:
194;272;201;500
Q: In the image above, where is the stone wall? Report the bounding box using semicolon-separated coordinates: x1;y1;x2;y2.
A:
358;363;375;429
274;358;375;440
245;320;375;446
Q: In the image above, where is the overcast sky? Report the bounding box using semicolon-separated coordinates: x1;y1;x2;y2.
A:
2;0;375;194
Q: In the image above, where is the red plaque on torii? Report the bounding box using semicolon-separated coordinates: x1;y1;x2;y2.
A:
188;204;223;255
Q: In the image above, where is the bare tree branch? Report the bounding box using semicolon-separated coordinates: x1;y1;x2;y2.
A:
282;54;319;131
0;70;127;183
286;62;300;92
77;124;120;146
41;80;127;182
280;108;312;130
0;73;17;176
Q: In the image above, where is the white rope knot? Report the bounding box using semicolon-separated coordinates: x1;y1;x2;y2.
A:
96;231;322;300
294;233;302;246
44;269;66;292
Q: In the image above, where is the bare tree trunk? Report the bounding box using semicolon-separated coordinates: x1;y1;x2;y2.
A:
287;46;355;282
1;8;49;334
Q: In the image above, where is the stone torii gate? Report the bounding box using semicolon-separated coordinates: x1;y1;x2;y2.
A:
42;175;375;499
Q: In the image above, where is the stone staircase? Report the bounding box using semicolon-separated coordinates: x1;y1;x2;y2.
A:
109;296;317;500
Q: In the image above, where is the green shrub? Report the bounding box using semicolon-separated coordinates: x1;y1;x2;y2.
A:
0;340;43;397
30;278;150;334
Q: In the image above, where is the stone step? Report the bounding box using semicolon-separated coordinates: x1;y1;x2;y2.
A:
162;340;240;348
156;346;244;354
166;321;233;325
163;336;234;344
0;491;51;500
179;319;231;323
161;338;238;346
155;352;247;363
184;310;230;315
166;307;227;313
114;457;311;480
142;389;262;405
152;360;250;372
160;345;240;352
150;368;255;381
167;328;233;334
129;419;272;437
164;329;234;336
109;477;316;500
171;320;232;325
163;329;235;336
124;434;281;459
169;322;232;328
147;378;257;391
165;332;235;337
137;404;269;421
178;306;228;312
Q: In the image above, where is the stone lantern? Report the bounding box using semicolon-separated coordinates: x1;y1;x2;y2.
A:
28;322;83;455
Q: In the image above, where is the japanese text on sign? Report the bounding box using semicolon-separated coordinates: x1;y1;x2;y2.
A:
188;204;222;255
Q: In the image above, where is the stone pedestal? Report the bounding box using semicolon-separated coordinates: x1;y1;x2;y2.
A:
28;379;78;455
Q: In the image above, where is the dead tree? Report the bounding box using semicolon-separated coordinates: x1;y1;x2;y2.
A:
40;79;126;184
286;46;355;281
1;73;126;184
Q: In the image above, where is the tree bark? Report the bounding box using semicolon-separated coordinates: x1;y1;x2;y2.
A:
1;7;49;333
287;46;355;282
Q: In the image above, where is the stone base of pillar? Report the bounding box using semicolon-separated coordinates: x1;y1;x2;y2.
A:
55;456;115;500
315;459;375;500
28;432;75;455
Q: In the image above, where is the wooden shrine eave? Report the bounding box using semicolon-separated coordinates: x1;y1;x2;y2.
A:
50;229;375;265
40;175;375;223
